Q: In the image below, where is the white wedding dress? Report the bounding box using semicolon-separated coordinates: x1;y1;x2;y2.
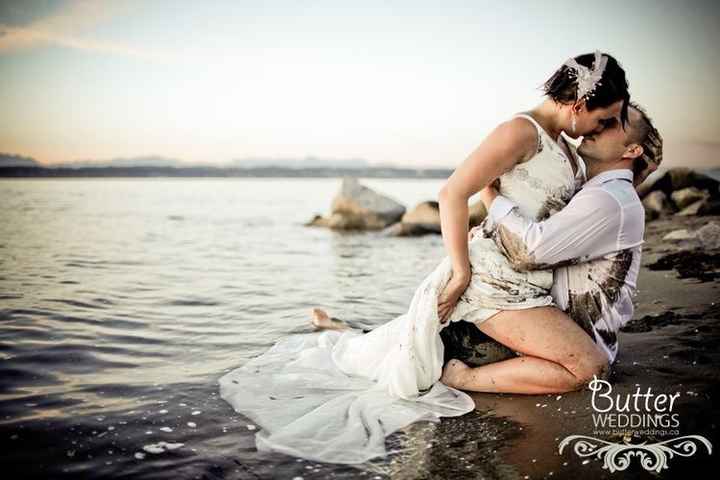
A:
219;114;585;464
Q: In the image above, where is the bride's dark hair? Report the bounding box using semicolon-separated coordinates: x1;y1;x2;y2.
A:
543;52;630;126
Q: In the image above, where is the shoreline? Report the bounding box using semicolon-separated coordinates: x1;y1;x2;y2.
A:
466;215;720;479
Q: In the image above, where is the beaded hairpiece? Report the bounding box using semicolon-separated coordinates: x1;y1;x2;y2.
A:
563;50;608;102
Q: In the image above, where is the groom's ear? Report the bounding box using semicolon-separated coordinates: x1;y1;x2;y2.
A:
624;143;644;160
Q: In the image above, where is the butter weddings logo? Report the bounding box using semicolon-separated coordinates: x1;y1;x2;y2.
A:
558;376;712;473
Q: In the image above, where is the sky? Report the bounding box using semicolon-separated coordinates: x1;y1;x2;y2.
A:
1;0;719;168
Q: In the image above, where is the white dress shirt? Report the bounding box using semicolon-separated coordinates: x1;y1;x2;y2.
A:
483;169;645;363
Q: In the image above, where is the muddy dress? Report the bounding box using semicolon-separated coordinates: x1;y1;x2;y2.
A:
218;114;585;464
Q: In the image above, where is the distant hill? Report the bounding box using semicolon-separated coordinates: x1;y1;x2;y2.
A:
0;153;40;167
51;155;372;169
61;156;185;168
0;152;450;178
228;156;369;169
0;165;453;179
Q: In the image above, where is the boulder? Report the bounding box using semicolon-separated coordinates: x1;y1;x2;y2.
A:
326;212;374;230
380;222;437;237
699;198;720;215
697;222;720;249
637;167;719;199
304;214;329;227
676;199;705;217
306;177;406;231
468;200;488;227
401;201;441;233
662;229;695;241
383;198;489;237
329;177;406;230
642;191;675;220
676;197;720;217
671;187;709;210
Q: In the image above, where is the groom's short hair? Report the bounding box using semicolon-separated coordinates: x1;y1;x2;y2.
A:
627;102;663;167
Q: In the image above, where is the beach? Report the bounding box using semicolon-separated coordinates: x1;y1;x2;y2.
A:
0;179;718;479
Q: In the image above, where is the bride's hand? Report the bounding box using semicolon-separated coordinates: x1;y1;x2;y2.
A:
438;272;471;324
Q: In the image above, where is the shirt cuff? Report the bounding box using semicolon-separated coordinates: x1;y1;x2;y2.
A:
481;195;517;234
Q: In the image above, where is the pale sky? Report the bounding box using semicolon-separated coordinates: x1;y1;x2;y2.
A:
1;0;719;168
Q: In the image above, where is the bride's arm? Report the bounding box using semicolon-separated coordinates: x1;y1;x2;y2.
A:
438;118;537;280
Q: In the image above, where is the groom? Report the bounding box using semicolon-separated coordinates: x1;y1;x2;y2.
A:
439;101;663;391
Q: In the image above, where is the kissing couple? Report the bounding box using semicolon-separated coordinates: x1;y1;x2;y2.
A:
219;50;663;464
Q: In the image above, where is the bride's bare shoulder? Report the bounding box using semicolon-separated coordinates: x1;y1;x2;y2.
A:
484;116;538;164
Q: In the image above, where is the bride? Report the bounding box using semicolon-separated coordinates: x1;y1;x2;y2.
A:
219;51;631;464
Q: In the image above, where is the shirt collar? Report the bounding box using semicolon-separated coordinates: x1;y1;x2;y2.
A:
582;169;634;189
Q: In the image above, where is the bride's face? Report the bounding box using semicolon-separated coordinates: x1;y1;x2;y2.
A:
578;106;640;162
573;100;624;138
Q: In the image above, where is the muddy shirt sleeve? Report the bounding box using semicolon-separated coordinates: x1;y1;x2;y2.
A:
483;189;624;271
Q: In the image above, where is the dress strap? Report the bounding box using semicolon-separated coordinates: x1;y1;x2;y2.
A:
513;113;546;135
513;113;545;155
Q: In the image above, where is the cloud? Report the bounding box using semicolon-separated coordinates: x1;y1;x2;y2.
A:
0;0;67;27
0;0;180;64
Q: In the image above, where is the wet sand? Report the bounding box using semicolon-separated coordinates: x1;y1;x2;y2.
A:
445;215;720;480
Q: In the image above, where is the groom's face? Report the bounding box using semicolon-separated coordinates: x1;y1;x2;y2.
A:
578;107;642;163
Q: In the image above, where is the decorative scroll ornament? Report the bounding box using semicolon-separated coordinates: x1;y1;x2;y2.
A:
559;435;712;473
563;50;608;102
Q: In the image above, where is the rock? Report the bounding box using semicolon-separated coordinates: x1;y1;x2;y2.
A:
330;177;406;228
468;200;487;227
383;199;489;237
381;222;437;237
642;191;675;220
697;222;720;249
671;187;709;210
699;198;720;215
305;177;406;231
675;197;720;217
637;168;720;199
662;229;695;241
326;212;369;230
676;199;706;216
401;201;441;233
304;214;329;227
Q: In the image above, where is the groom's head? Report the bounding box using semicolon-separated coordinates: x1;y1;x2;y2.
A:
578;102;663;186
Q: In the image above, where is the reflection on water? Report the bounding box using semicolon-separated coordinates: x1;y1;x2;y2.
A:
3;178;512;479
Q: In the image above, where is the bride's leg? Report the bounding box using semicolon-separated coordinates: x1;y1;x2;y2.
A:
440;306;609;394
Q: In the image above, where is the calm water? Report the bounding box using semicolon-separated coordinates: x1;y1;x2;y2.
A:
0;178;490;479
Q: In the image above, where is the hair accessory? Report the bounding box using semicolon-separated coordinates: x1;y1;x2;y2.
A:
563;50;608;102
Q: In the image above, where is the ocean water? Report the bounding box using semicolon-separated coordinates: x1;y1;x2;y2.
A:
0;178;463;478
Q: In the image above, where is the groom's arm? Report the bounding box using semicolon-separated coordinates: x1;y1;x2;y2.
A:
482;187;640;271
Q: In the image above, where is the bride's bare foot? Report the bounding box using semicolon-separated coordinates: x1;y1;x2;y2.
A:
311;308;350;331
440;359;471;388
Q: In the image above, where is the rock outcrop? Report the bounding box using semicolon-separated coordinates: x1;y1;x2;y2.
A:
306;178;490;236
305;177;406;230
638;168;720;221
